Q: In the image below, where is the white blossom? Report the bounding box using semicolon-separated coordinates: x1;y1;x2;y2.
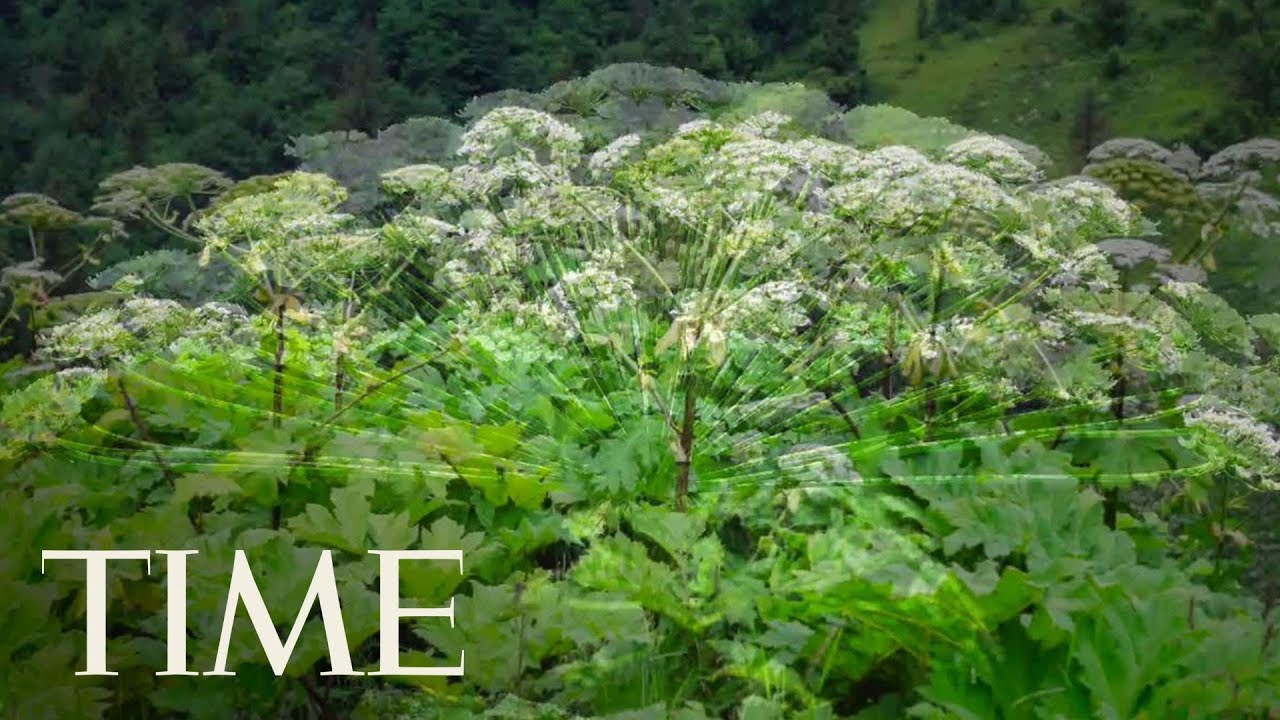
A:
830;162;1020;231
381;164;465;205
1087;138;1174;168
1030;178;1140;237
735;111;794;139
1200;138;1280;181
458;106;583;170
675;119;715;137
1185;404;1280;484
588;134;642;178
551;248;638;313
944;135;1043;184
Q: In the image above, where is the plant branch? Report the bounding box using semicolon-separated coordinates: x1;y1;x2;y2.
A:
117;378;176;489
675;369;698;512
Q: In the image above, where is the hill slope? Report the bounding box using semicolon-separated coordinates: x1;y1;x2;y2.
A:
860;0;1264;172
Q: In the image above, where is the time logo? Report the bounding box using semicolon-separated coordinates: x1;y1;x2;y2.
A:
41;549;465;678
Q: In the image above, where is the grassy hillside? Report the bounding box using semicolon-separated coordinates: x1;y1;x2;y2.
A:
861;0;1241;173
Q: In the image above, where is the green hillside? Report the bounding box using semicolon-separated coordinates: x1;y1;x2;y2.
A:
862;0;1265;172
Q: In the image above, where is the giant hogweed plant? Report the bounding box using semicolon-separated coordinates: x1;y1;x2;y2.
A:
1082;136;1280;316
2;96;1280;720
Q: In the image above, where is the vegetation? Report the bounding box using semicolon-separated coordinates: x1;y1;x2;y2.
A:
863;0;1280;172
0;0;869;211
2;64;1280;718
7;0;1280;216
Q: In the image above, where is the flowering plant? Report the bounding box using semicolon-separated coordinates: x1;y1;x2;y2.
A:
3;65;1280;719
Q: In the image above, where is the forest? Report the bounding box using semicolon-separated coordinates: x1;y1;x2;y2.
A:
3;0;1280;211
2;1;1280;720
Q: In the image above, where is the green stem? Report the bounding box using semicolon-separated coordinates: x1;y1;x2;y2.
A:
117;378;178;491
1212;473;1232;580
1105;343;1126;530
334;291;353;411
273;302;286;424
675;370;698;512
271;301;286;530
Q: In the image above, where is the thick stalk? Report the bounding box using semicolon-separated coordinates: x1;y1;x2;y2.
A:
925;252;945;441
924;384;938;442
883;310;897;399
319;355;441;429
273;301;286;424
674;371;699;512
333;296;352;411
333;356;346;411
1105;344;1126;530
1212;473;1232;579
819;385;862;440
1263;591;1276;656
271;301;286;530
300;674;337;720
117;378;176;488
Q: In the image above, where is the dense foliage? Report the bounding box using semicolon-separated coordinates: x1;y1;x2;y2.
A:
3;65;1280;719
0;0;867;210
7;0;1280;216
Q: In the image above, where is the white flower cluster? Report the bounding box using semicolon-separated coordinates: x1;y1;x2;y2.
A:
508;185;621;230
830;162;1019;232
447;159;532;198
38;298;253;366
1161;280;1203;300
843;146;934;183
588;134;643;179
552;249;638;313
519;293;582;341
1195;182;1280;237
994;135;1052;171
1053;291;1199;371
506;249;639;341
788;138;865;181
280;229;389;273
777;443;861;484
735;111;794;139
120;297;186;334
907;317;976;362
641;183;714;226
1016;234;1116;291
457;106;583;171
1200;138;1280;181
38;307;133;364
1031;178;1140;238
381;164;466;206
1063;309;1157;334
943;135;1043;184
1184;404;1280;484
1087;138;1175;168
1195;181;1280;209
196;173;352;274
674;119;714;137
697;136;861;214
1166;143;1202;178
460;225;525;275
1;259;63;288
722;217;780;256
700;280;818;342
394;204;535;292
707;139;808;193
